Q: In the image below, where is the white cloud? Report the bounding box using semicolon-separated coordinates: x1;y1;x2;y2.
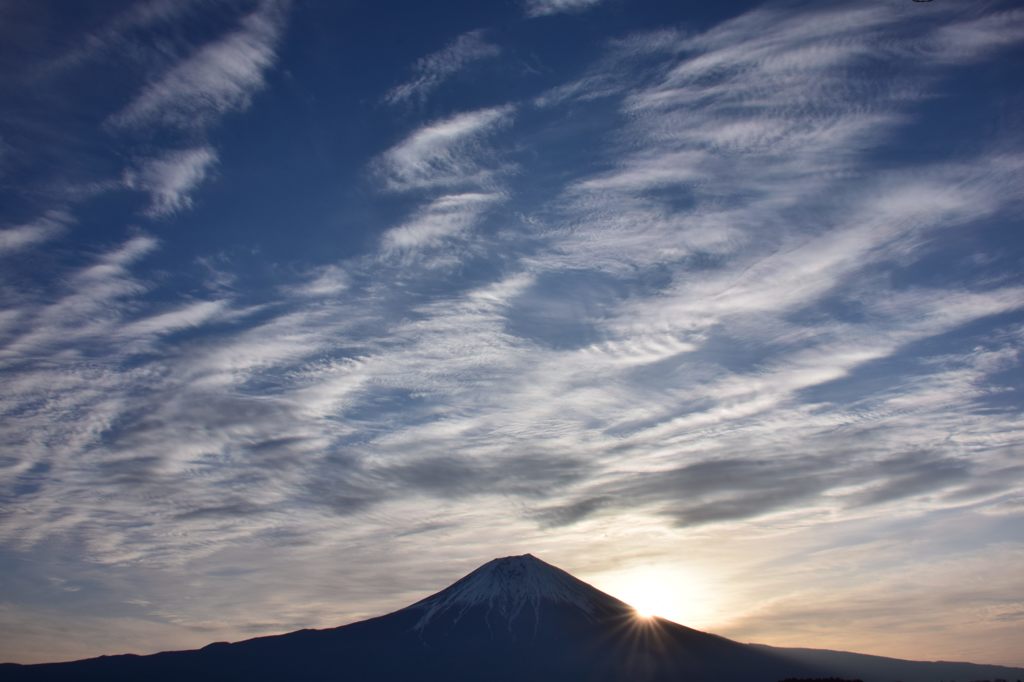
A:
525;0;605;18
37;0;209;76
375;105;514;192
0;210;70;255
123;147;218;217
928;9;1024;62
119;300;229;338
288;265;350;298
108;0;289;129
573;150;705;192
382;192;502;252
385;30;500;106
0;234;160;361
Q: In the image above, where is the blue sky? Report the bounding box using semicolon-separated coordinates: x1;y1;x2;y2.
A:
1;0;1023;667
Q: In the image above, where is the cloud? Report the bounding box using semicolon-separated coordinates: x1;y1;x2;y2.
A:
573;150;705;191
849;452;971;507
34;0;210;76
385;30;500;106
542;446;981;529
5;0;1019;576
488;5;1024;539
376;453;588;499
381;192;503;252
524;0;605;18
534;496;612;527
0;234;161;359
374;105;514;192
0;210;70;255
123;147;218;217
108;0;289;130
287;265;350;298
118;300;229;339
927;9;1024;62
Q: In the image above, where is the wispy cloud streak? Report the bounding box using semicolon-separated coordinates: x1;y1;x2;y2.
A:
0;211;70;255
108;0;289;129
525;0;605;18
375;105;514;192
382;192;503;252
385;30;500;106
123;147;218;217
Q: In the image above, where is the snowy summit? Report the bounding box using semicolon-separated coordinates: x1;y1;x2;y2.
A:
408;554;626;628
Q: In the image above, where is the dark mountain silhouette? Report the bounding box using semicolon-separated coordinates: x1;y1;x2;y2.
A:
3;554;1022;682
751;645;1024;682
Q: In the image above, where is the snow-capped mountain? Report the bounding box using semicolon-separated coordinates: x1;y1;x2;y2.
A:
4;554;1023;682
408;553;627;627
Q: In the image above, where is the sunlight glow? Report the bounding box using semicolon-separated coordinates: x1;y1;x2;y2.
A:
623;581;664;619
592;565;718;626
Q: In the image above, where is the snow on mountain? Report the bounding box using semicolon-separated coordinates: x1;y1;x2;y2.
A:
407;554;626;629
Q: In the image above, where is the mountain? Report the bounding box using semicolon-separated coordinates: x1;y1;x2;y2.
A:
3;554;1022;682
751;644;1024;682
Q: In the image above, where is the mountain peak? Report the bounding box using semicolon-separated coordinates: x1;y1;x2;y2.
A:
407;553;626;629
487;552;542;567
487;552;535;562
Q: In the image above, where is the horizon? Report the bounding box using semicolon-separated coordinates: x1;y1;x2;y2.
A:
7;551;1021;669
1;0;1023;669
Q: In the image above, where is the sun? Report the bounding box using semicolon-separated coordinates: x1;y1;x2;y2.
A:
592;564;717;626
618;577;669;619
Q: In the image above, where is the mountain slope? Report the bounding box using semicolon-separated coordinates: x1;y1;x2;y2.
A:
754;644;1024;682
3;554;1021;682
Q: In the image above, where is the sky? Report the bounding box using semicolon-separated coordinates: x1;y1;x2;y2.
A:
1;0;1023;668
